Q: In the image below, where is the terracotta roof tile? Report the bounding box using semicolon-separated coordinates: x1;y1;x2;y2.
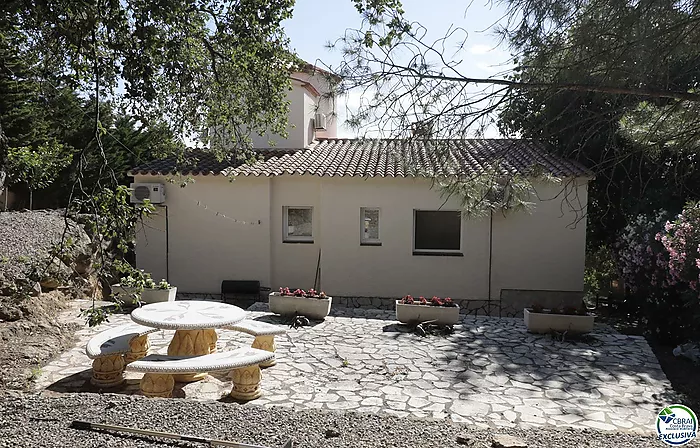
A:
130;139;591;179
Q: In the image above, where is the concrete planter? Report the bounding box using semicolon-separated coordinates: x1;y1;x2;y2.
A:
524;308;595;334
140;287;177;304
395;301;460;325
268;292;332;320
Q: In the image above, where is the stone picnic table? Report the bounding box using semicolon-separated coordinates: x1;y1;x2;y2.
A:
130;300;247;382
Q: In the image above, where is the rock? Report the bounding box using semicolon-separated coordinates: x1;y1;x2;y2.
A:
40;258;72;290
492;434;528;448
325;428;341;438
40;279;61;291
30;281;41;297
456;435;471;445
73;254;93;277
0;304;23;321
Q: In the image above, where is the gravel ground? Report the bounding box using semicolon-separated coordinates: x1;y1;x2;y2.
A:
0;392;687;448
0;210;80;280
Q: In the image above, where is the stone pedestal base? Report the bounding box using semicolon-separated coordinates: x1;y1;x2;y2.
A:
205;329;218;353
229;364;262;401
252;335;276;367
124;334;150;364
91;355;125;388
167;329;211;382
140;373;174;398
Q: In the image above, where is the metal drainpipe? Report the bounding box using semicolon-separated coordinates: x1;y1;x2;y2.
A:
165;205;170;282
488;210;493;314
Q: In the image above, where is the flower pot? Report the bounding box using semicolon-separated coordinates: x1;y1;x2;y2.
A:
523;308;595;334
268;292;332;320
140;287;177;304
395;300;460;325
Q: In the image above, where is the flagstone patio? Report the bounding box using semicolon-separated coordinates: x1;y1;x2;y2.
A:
34;303;673;435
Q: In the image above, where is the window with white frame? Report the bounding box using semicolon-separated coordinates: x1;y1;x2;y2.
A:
413;210;461;254
283;206;313;242
360;207;381;245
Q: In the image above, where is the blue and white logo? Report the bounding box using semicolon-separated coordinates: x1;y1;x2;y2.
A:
657;404;697;446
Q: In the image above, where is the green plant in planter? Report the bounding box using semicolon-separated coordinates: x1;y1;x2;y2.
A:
143;277;157;289
156;279;171;290
531;303;544;313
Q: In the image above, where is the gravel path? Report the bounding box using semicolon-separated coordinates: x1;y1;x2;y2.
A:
0;392;682;448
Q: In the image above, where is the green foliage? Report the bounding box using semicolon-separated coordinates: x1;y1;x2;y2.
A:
75;187;154;326
616;208;700;343
7;141;73;190
11;0;298;155
156;279;171;290
583;245;616;299
498;0;700;248
352;0;410;47
76;186;155;256
81;306;116;328
619;102;700;157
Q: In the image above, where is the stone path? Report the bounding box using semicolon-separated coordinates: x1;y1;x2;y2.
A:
35;303;674;434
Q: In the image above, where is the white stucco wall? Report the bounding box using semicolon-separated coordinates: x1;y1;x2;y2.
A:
490;179;588;297
134;174;588;299
250;81;311;149
250;69;337;149
134;175;272;294
315;176;491;298
292;71;337;139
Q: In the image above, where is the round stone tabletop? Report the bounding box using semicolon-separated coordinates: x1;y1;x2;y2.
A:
131;301;247;330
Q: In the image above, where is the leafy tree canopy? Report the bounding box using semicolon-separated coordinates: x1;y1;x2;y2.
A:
3;0;299;156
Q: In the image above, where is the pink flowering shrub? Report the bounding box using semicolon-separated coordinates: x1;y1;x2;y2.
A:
616;205;700;342
617;211;670;293
657;202;700;291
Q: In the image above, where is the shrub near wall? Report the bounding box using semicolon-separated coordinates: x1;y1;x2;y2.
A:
617;204;700;343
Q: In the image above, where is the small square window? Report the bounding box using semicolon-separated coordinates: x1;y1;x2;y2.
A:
360;207;381;245
414;210;461;254
284;206;313;242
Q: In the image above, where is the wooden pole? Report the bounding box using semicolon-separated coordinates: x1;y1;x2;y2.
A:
313;249;321;291
71;421;293;448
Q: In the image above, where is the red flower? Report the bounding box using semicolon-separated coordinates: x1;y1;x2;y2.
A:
431;296;444;306
420;297;428;305
402;295;414;304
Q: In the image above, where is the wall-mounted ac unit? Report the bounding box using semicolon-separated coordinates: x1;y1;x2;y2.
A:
314;113;327;130
130;183;166;204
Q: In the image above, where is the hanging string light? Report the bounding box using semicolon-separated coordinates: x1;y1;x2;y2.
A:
192;200;262;225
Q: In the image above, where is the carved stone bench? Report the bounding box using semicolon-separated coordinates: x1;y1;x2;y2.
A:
125;348;274;400
85;323;158;387
223;320;286;367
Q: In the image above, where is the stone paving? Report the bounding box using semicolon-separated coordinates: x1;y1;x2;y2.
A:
35;303;674;434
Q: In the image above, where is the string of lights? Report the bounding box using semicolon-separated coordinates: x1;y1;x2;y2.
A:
191;200;262;225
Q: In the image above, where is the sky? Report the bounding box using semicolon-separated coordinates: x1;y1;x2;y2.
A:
282;0;513;137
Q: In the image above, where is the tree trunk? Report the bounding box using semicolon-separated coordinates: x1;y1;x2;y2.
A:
29;189;32;210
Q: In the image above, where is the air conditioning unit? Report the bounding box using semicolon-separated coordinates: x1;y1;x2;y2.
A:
314;113;327;130
130;183;166;204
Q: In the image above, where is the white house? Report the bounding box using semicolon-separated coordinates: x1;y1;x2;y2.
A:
130;65;591;314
